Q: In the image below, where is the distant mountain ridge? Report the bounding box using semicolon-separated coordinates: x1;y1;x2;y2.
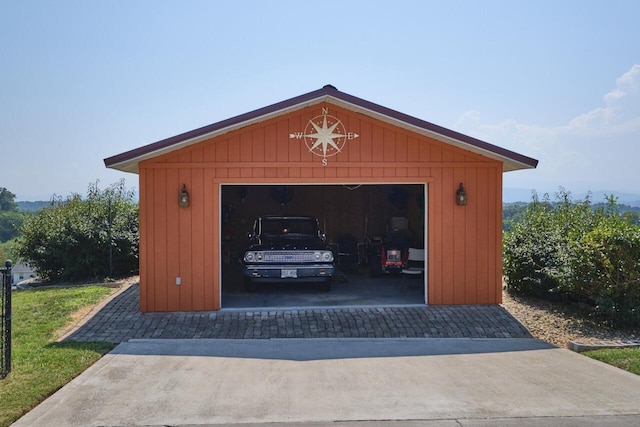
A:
504;188;640;207
17;201;50;211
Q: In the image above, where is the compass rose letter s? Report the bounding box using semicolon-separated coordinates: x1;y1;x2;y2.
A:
289;108;359;166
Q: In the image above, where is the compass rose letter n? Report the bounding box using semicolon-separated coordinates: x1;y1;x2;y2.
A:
290;108;359;166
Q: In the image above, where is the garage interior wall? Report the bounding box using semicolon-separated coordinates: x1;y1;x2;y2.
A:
137;103;503;312
220;184;426;254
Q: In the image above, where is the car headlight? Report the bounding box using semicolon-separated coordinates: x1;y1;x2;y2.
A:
322;251;333;262
314;252;322;261
244;252;254;262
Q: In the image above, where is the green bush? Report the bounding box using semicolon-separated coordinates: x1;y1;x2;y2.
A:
503;198;561;296
503;189;640;327
570;220;640;327
16;180;139;281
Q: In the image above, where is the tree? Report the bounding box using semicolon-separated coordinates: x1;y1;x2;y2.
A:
0;211;25;242
16;180;139;281
0;187;25;242
622;210;640;225
0;187;18;212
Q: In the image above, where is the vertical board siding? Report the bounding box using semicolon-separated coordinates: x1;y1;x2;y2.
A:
452;167;466;304
138;169;149;312
166;168;180;311
495;171;504;303
178;166;192;311
191;168;205;310
153;168;168;311
203;170;217;310
464;168;478;304
138;104;504;311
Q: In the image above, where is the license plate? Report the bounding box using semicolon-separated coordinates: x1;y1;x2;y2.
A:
281;269;297;278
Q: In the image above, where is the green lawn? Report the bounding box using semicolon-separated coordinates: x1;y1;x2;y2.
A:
583;347;640;376
0;286;116;427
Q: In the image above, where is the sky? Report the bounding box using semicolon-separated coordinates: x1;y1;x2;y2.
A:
2;1;639;202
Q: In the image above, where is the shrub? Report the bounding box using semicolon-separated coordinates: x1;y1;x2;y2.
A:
503;197;561;296
16;180;139;281
503;190;640;327
570;219;640;327
503;189;593;298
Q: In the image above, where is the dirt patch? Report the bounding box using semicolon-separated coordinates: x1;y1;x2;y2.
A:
502;289;639;348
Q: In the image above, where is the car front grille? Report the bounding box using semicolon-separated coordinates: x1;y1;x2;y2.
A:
264;251;316;263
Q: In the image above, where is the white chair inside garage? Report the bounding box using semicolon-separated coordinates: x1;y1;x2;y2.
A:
401;247;425;291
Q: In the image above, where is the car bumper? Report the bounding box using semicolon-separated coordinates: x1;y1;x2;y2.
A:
244;264;334;282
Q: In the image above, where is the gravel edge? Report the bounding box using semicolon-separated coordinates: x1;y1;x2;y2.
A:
501;289;639;348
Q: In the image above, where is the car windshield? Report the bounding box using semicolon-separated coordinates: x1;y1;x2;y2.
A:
260;218;318;237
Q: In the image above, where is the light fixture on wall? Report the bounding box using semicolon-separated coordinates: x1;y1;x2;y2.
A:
178;184;190;208
456;183;468;206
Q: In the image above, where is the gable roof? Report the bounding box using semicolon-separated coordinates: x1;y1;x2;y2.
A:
104;85;538;174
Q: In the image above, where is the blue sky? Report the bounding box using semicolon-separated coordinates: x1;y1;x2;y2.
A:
2;1;639;201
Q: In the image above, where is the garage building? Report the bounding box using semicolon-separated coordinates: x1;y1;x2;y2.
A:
104;85;537;312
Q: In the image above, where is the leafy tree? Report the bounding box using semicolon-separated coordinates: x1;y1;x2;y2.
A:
0;240;17;263
0;211;25;242
16;180;139;281
502;202;528;232
0;187;18;212
622;210;640;225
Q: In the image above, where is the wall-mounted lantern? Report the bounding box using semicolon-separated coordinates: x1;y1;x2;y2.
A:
456;183;468;206
178;184;190;208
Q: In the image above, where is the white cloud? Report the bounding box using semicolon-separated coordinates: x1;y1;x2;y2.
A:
453;65;640;195
573;64;640;131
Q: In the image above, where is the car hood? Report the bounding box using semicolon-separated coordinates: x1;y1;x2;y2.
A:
247;236;329;251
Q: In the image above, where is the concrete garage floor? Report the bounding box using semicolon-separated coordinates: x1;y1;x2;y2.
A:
222;264;424;309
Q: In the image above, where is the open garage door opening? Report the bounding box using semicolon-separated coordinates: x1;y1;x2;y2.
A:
220;184;426;309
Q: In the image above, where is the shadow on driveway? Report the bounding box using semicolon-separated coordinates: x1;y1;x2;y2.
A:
111;337;556;360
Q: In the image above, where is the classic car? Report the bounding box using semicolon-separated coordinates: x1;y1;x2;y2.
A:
243;215;334;291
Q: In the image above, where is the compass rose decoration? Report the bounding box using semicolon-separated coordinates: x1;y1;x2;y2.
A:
290;108;359;166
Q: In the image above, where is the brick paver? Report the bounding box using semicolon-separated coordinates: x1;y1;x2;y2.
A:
61;284;532;343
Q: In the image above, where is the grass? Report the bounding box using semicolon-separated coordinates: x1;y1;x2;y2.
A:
583;347;640;376
0;285;116;427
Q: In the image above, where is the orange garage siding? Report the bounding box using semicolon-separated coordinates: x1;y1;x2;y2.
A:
105;86;537;312
137;104;505;311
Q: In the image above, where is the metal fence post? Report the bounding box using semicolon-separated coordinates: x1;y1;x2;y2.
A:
0;259;12;379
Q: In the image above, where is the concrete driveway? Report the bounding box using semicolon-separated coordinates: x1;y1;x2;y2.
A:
13;338;640;426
